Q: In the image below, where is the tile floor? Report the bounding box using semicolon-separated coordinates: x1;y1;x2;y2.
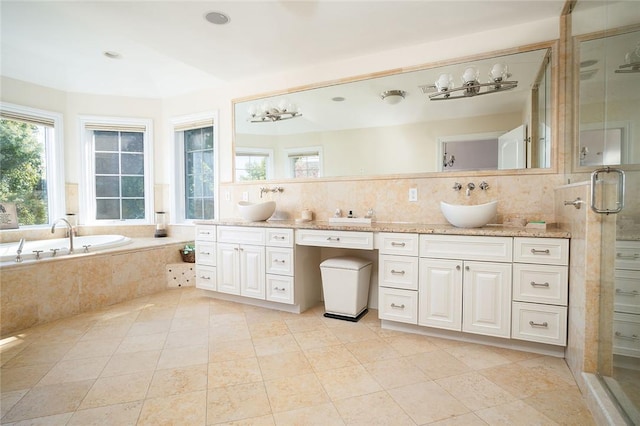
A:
0;287;595;425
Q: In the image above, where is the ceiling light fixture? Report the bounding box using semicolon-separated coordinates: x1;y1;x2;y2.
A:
615;41;640;74
380;90;406;105
247;99;301;123
428;63;517;100
204;11;230;25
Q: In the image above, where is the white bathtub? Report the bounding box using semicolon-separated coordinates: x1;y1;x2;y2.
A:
0;234;132;263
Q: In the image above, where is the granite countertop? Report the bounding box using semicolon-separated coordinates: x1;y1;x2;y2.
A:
196;219;571;239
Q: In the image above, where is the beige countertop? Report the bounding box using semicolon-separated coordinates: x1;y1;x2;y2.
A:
197;219;571;239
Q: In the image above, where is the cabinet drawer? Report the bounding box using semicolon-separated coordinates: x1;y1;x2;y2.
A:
218;226;265;245
266;247;294;276
419;235;512;262
378;287;418;324
195;225;216;242
379;254;418;290
266;274;294;304
266;228;294;248
513;263;568;306
616;241;640;271
513;238;568;266
195;265;216;291
296;229;373;250
615;270;640;314
512;302;567;346
195;241;216;266
378;233;419;256
613;312;640;358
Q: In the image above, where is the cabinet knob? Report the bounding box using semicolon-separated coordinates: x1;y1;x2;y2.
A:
456;265;461;271
465;265;470;271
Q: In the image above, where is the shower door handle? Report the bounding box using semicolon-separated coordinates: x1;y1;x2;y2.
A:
590;167;625;214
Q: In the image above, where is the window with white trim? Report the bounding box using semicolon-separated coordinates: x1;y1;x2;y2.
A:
79;116;153;224
235;147;273;181
0;102;65;226
171;112;218;223
285;147;322;178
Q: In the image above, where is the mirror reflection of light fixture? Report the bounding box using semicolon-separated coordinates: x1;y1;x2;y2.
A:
443;153;455;168
248;99;301;122
615;41;640;74
380;90;406;105
429;63;518;100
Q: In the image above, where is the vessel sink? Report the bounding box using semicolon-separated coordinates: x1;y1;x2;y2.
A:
440;200;498;228
237;201;276;222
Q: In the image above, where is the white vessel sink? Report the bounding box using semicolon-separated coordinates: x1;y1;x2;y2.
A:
237;201;276;222
440;200;498;228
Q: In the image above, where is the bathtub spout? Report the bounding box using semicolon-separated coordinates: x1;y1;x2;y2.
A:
51;218;74;253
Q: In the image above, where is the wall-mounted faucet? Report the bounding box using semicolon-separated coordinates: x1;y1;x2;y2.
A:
51;218;74;253
15;238;25;263
259;186;283;198
479;181;489;190
466;182;475;196
453;182;462;191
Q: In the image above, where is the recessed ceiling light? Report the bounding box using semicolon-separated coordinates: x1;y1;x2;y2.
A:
332;96;346;102
103;51;122;60
205;11;230;25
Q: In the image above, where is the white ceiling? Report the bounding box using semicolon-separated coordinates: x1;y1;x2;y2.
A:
0;1;566;99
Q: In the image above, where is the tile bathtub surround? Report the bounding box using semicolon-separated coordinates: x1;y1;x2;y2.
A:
0;287;595;425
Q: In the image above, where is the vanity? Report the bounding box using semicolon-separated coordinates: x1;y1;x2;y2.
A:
195;220;570;355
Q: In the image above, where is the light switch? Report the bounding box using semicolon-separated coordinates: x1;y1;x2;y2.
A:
242;192;249;201
409;188;418;202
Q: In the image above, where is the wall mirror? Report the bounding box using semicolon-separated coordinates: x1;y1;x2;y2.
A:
233;43;555;182
574;24;640;170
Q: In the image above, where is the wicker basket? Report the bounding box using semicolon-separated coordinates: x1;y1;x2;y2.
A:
180;250;195;263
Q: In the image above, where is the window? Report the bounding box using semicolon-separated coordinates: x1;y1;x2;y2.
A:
79;116;153;224
285;147;322;178
235;148;273;181
0;102;65;226
171;113;218;223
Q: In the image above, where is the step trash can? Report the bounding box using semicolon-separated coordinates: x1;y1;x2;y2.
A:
320;256;373;322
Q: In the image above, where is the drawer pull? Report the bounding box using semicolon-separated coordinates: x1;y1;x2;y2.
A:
390;303;405;309
199;251;211;255
273;287;286;292
530;281;550;288
327;237;341;242
529;321;548;328
530;249;551;255
199;231;211;235
616;253;640;260
273;235;286;240
390;270;406;275
273;259;286;264
199;275;211;280
615;289;639;297
615;331;639;341
391;242;406;247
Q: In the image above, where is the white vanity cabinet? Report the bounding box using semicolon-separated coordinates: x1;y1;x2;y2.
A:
613;240;640;357
195;225;217;291
511;237;569;346
378;233;419;324
265;228;295;304
216;226;266;299
418;235;513;338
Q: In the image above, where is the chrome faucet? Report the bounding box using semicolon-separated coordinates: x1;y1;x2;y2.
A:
466;182;475;196
51;218;74;253
15;238;25;263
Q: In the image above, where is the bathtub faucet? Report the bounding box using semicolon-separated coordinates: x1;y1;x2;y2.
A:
51;218;74;253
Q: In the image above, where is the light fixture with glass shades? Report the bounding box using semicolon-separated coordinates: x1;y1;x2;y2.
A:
428;63;518;100
247;99;301;123
615;41;640;74
380;89;406;105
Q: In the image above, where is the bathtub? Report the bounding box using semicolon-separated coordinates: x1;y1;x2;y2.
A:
0;234;132;263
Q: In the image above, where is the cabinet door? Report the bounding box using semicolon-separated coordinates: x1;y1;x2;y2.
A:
462;261;512;338
196;241;216;266
217;243;240;295
379;254;419;290
418;258;462;331
240;244;266;299
196;265;216;291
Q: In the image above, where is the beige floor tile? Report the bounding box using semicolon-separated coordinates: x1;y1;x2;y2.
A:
518;355;579;386
523;388;596;425
0;363;55;392
2;379;94;423
37;356;109;386
330;323;379;343
1;341;71;368
208;357;263;388
407;350;471;380
3;411;74;425
138;390;207;425
0;389;29;418
488;346;542;363
210;322;252;342
147;364;208;398
79;324;131;341
316;364;382;400
436;371;517;411
163;328;208;349
264;372;330;413
115;332;167;354
480;362;573;399
333;390;414;425
388;381;469;424
253;334;300;357
67;401;143;425
445;343;512;370
382;333;439;356
344;338;402;364
243;308;288;325
209;339;256;362
174;303;210;319
258;351;313;381
303;344;360;372
62;338;121;361
169;315;210;332
209;312;247;327
100;350;160;377
215;414;275;425
284;317;326;333
428;412;488;425
135;306;177;322
293;328;341;350
206;382;272;424
249;320;292;338
126;319;172;336
157;344;208;370
474;399;557;425
79;370;153;410
272;402;345;426
363;357;429;390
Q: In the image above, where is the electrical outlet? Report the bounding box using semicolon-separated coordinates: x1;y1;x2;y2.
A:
225;191;231;201
409;188;418;202
242;191;249;201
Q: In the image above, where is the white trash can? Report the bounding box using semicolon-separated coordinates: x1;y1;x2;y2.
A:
320;256;373;321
